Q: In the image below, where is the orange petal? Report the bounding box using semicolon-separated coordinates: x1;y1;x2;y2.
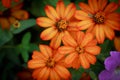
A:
104;2;118;13
85;46;101;55
72;56;81;69
45;5;59;21
75;10;90;20
64;3;76;20
39;45;52;58
32;51;47;60
76;31;85;45
88;0;98;12
87;39;97;46
54;65;71;79
50;69;61;80
53;51;64;62
0;17;10;29
95;25;105;44
105;20;120;31
40;27;58;40
32;68;41;79
86;25;94;33
107;13;120;21
38;67;50;80
62;31;77;47
79;2;94;14
103;26;115;40
56;1;65;18
10;3;23;11
68;31;77;40
11;10;29;20
114;37;120;51
2;0;11;8
65;52;78;65
98;0;108;10
84;53;96;64
58;46;75;55
28;60;45;69
67;25;79;31
77;20;93;30
8;17;16;24
50;32;64;49
81;33;94;47
36;17;55;27
79;53;90;69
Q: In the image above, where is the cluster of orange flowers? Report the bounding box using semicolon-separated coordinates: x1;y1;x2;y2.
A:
28;0;120;80
0;3;29;29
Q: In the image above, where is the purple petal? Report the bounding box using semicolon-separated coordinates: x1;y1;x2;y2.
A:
110;51;120;61
105;57;118;71
99;70;113;80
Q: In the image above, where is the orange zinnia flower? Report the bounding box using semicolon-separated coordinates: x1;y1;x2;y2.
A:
0;3;29;29
36;1;77;49
28;45;71;80
75;0;120;43
58;31;101;69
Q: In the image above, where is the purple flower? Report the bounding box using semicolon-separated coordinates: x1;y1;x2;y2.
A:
99;51;120;80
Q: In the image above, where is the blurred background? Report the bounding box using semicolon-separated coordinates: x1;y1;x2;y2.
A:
0;0;119;80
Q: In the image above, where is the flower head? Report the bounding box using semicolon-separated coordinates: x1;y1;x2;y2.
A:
0;3;29;29
28;45;71;80
36;1;77;49
99;51;120;80
75;0;120;43
58;31;101;69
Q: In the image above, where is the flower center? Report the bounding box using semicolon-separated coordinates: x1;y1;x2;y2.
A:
56;20;68;32
46;58;55;68
76;46;84;54
13;20;20;28
93;12;105;24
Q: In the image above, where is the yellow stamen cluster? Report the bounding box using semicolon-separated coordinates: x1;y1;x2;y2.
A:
93;12;105;24
76;46;84;54
46;58;55;68
56;20;68;32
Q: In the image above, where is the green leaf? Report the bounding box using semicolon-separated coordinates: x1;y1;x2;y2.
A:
10;19;36;34
17;44;30;62
90;61;104;75
97;39;114;61
29;43;39;52
22;32;31;45
89;71;97;80
69;67;85;80
17;32;32;62
21;50;29;62
109;0;118;3
0;28;13;47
